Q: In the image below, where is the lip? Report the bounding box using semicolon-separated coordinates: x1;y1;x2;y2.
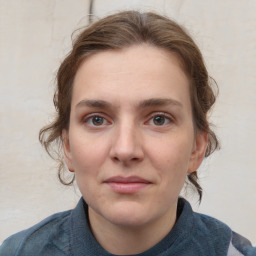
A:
103;176;152;194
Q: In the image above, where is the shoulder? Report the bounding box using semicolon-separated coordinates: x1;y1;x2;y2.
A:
194;212;232;237
178;199;255;255
189;210;232;255
193;211;255;256
228;231;256;256
0;210;71;256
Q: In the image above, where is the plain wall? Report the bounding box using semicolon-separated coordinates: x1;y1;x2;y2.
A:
0;0;255;244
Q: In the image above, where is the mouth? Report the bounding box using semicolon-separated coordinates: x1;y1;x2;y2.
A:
103;176;152;194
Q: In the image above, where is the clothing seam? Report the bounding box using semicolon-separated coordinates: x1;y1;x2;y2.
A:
14;212;70;256
69;210;75;256
227;240;245;256
230;234;246;255
160;210;196;256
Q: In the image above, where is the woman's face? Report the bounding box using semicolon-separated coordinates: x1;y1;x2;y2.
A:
63;45;207;229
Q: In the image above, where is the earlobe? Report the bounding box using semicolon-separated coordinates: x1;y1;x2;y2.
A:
188;132;208;174
62;129;74;172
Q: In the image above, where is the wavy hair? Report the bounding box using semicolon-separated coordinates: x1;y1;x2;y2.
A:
39;11;219;202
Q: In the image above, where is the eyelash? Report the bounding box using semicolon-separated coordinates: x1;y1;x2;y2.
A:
82;114;109;127
82;112;173;127
146;112;173;126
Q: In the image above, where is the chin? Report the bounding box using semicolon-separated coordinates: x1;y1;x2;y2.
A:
103;202;154;228
109;213;150;228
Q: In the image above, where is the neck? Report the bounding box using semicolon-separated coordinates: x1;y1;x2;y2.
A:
88;204;177;255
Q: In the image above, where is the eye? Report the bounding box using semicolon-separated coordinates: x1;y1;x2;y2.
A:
86;115;108;126
148;113;172;126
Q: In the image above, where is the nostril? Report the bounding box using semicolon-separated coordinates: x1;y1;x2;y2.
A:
111;154;143;164
131;157;140;161
113;156;119;162
109;131;144;163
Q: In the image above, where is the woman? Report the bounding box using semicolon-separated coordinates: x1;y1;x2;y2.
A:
0;11;255;256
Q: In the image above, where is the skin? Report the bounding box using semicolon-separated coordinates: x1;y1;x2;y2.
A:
63;45;207;255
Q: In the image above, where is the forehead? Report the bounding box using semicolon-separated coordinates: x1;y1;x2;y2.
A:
72;45;191;109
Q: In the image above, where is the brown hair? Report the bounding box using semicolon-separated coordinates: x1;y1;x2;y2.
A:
39;11;219;202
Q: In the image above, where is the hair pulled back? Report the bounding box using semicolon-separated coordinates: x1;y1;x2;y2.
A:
39;11;219;202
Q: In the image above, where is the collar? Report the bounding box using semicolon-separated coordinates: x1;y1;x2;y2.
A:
69;197;195;256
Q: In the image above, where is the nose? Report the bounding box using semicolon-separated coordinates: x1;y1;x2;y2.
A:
110;122;144;165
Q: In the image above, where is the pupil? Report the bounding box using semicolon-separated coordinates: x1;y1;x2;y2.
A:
154;116;165;125
93;116;103;125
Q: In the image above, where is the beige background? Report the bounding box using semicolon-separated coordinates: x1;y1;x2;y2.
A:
0;0;256;244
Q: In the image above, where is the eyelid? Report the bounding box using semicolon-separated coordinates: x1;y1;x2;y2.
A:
81;111;174;126
146;112;174;125
82;112;112;126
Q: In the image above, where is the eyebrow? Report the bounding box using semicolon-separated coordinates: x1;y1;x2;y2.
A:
138;98;183;108
75;98;182;109
76;99;112;109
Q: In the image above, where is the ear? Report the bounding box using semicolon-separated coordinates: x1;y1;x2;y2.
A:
188;131;208;174
62;129;74;172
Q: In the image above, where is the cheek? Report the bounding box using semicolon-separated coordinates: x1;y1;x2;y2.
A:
148;134;193;180
69;135;108;203
69;132;110;173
